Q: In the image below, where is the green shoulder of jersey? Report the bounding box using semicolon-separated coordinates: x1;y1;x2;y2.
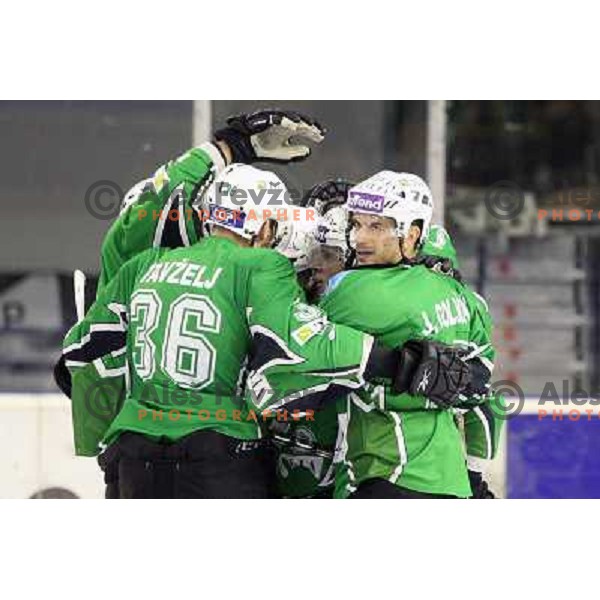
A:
319;262;494;498
98;143;227;293
422;224;459;269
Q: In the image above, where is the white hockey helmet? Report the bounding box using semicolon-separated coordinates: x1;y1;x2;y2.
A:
204;163;289;241
347;170;434;246
314;204;349;255
276;205;319;271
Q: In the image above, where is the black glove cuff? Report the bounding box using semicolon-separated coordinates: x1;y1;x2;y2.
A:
364;341;401;381
213;126;255;164
392;342;423;395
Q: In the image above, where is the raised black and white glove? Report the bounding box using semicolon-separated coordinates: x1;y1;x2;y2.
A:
214;109;325;164
392;340;472;408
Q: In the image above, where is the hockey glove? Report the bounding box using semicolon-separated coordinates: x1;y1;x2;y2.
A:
453;358;492;409
214;109;325;164
391;340;472;408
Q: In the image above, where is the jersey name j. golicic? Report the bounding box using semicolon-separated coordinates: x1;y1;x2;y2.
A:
420;294;470;337
139;261;223;289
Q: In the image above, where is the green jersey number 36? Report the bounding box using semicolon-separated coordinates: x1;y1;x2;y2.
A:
130;290;222;389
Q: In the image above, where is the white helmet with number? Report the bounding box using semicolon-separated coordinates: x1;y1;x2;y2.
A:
347;170;434;246
276;205;319;271
204;163;288;241
204;163;317;268
315;204;349;254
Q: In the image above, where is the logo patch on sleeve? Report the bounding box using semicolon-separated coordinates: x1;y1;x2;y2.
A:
293;302;323;323
292;318;328;346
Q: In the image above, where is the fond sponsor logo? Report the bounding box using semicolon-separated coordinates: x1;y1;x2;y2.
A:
347;191;384;214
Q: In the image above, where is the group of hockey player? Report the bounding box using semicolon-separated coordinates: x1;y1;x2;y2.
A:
54;108;504;499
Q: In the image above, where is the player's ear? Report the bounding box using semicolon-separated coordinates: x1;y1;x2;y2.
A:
400;221;423;259
254;219;277;248
407;221;423;248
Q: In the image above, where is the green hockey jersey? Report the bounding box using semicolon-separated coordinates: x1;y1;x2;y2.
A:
98;142;227;293
70;143;228;443
420;226;504;465
421;224;460;269
320;263;495;498
63;236;373;456
273;226;503;499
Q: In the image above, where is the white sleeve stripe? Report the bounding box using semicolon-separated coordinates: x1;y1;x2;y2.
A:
473;291;489;312
249;324;305;375
357;334;375;384
479;356;495;374
63;323;126;355
65;360;86;368
198;142;227;172
93;358;127;378
472;406;493;460
389;412;408;484
178;195;191;247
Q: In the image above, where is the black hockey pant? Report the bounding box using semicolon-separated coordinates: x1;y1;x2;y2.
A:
351;478;458;499
97;430;276;499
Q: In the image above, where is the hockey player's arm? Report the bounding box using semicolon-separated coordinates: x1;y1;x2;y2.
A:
463;393;505;462
98;109;325;290
460;291;505;491
245;253;374;414
463;392;504;498
367;323;493;412
98;144;227;291
62;252;149;455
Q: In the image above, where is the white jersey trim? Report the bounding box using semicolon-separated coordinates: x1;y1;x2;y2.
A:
389;412;408;484
198;142;227;173
472;406;493;460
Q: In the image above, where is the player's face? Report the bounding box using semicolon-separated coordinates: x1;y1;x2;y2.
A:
307;245;345;297
350;213;401;265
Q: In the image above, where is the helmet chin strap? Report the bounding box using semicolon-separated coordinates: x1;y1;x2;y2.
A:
397;237;407;262
252;219;279;249
399;223;424;259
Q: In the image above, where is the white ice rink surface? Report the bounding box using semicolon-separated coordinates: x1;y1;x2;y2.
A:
0;393;508;499
0;394;104;499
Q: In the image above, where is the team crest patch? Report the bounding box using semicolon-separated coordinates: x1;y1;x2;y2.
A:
293;302;323;323
430;226;448;249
